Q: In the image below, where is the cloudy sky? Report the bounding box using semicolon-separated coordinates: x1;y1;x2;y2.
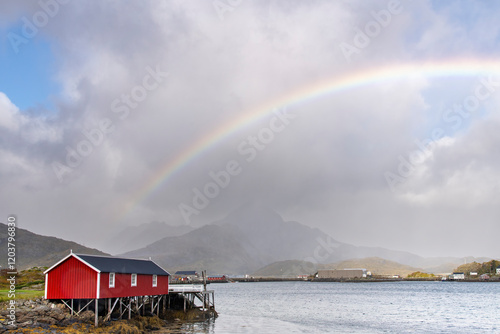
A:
1;0;500;258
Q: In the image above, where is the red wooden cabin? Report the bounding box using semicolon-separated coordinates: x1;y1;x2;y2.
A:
44;253;170;300
207;275;227;282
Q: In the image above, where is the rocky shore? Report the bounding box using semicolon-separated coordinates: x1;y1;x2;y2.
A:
0;298;217;333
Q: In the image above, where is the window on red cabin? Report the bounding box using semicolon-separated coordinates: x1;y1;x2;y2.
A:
109;273;115;288
153;275;157;287
131;273;137;287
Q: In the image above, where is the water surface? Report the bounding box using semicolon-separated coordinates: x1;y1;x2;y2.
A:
157;281;500;333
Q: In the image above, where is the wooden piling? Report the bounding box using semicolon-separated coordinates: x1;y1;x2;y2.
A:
128;298;131;320
94;299;98;327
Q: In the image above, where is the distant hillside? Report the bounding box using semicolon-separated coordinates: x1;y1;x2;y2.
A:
252;260;318;277
324;257;422;277
410;256;492;274
103;221;193;254
253;257;422;277
0;223;108;270
453;259;500;275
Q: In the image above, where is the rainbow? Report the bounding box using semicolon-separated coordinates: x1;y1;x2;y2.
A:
115;59;500;220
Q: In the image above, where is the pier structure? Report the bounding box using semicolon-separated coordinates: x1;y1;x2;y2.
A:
168;284;215;312
58;294;168;326
55;285;215;326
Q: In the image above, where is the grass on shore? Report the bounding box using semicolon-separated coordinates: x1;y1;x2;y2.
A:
0;289;44;302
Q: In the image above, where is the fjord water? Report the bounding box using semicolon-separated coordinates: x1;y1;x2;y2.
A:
161;281;500;333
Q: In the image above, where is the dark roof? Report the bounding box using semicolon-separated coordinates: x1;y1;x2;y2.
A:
174;271;197;275
76;254;169;276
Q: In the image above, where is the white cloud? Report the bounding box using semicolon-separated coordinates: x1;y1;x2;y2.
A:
0;92;62;143
0;92;23;131
399;116;500;208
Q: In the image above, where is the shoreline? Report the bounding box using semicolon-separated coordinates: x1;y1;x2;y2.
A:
232;277;500;283
0;296;216;333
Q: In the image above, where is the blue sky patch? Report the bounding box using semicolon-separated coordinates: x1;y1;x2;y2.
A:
0;35;60;112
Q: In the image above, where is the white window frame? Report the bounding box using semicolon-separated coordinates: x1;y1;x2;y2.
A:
109;272;115;288
152;275;157;287
131;273;137;287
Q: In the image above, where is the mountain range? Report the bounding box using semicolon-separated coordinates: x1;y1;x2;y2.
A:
121;202;489;275
3;203;491;275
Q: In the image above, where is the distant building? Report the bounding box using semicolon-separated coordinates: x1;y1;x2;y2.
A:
496;266;500;275
173;270;199;281
480;274;490;280
317;269;367;279
208;275;228;282
450;272;465;280
469;272;478;276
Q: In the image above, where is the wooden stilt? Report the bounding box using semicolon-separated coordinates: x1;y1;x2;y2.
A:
94;299;98;327
128;298;131;320
104;298;120;322
157;297;160;316
71;299;74;315
119;298;122;318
